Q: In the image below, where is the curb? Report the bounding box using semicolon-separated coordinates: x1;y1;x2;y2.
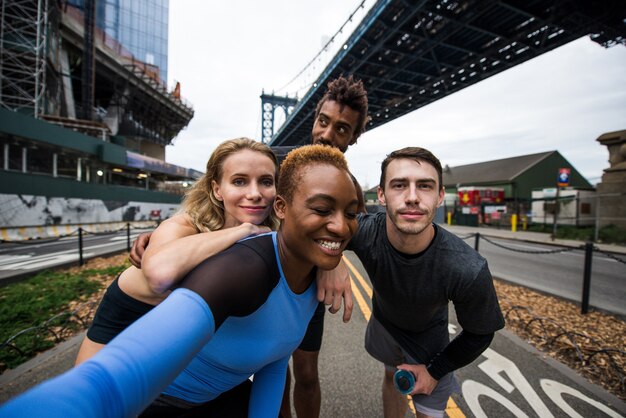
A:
0;332;85;403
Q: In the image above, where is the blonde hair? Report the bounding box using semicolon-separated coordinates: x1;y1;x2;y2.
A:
181;138;280;232
277;144;350;204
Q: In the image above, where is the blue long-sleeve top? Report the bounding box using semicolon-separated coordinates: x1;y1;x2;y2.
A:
1;233;318;418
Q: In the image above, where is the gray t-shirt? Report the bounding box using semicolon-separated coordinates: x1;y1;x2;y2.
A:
348;212;504;363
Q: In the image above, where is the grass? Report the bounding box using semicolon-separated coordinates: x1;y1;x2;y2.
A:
0;264;127;370
526;223;626;244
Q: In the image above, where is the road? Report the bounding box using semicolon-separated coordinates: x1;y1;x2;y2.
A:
462;236;626;318
0;229;150;284
321;252;626;417
1;251;624;416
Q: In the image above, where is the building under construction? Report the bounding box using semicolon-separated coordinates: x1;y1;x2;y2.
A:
0;0;196;232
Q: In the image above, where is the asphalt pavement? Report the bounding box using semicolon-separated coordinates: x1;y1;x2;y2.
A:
0;229;150;285
1;225;625;416
442;225;626;318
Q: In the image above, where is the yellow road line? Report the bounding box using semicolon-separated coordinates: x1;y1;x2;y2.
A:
342;256;372;298
343;256;371;322
407;395;417;413
342;255;466;418
446;397;466;418
349;277;371;321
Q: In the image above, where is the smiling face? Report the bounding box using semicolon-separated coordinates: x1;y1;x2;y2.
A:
312;100;360;153
378;158;444;249
211;149;276;228
275;163;358;273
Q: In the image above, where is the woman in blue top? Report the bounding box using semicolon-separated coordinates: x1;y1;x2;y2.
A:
1;144;359;418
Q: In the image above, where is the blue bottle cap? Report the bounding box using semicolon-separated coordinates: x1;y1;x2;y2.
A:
393;369;415;394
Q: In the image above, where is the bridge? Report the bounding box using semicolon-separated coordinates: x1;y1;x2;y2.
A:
268;0;625;147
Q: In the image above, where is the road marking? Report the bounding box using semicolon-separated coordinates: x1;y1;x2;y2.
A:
0;253;96;270
343;256;372;298
446;398;466;418
0;255;31;266
349;277;371;322
109;234;141;242
343;255;466;418
343;257;372;322
0;240;128;271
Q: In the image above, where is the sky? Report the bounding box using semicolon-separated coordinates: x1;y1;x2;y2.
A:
164;1;626;190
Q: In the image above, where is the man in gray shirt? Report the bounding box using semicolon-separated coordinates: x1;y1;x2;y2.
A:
347;147;505;418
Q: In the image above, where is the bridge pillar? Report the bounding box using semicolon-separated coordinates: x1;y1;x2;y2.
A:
596;130;626;230
260;92;298;144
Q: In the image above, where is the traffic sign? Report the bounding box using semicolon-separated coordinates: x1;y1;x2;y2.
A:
557;168;570;187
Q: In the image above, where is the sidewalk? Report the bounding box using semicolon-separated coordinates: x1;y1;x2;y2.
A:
0;333;84;403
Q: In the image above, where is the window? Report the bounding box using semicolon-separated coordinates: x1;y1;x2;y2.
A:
57;153;79;178
7;144;23;171
27;147;53;174
580;202;591;215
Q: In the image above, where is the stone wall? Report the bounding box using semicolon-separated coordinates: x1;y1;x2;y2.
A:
596;130;626;230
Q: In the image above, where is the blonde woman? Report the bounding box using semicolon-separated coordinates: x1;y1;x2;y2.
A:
75;137;279;363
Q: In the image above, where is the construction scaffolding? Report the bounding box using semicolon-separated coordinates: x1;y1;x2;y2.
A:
0;0;51;117
1;1;193;149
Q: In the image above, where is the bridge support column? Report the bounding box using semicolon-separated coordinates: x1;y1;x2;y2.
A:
260;92;297;144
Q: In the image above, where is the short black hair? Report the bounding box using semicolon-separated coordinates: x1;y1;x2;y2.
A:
315;75;369;145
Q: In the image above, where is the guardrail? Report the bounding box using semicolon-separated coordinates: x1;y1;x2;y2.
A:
457;233;625;315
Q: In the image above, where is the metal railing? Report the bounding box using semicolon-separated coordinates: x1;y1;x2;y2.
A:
459;233;625;314
1;222;157;266
0;299;101;371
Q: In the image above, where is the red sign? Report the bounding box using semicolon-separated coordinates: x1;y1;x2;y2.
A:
458;188;505;206
558;168;570;187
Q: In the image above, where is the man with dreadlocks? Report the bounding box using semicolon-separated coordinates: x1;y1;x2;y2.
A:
281;75;370;418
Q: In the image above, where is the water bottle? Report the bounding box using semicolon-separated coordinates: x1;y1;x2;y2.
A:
393;369;415;394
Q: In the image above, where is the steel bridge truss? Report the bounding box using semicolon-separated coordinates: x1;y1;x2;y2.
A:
271;0;625;147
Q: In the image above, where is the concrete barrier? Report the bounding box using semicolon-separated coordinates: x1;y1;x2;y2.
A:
0;221;157;242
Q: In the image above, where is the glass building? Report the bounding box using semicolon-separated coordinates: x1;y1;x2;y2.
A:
68;0;169;84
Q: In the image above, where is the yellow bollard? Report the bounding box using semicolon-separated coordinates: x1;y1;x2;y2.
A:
511;214;518;232
522;215;527;231
447;212;452;225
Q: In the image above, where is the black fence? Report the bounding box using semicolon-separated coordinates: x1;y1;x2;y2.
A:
0;222;157;266
456;232;626;314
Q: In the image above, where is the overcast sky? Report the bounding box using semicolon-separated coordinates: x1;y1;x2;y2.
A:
165;1;626;190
